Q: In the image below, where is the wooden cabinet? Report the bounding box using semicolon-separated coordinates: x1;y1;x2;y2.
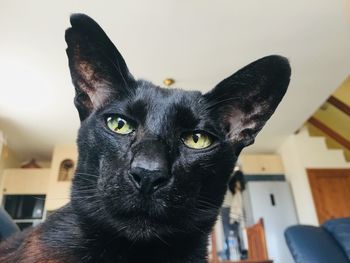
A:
1;168;50;195
240;155;284;175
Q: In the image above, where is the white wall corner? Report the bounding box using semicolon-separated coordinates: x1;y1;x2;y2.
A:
278;135;319;226
0;131;3;158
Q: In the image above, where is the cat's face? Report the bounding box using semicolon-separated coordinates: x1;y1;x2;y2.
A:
65;14;291;242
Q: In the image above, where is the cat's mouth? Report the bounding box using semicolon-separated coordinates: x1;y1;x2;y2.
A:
101;200;178;241
99;190;193;241
115;216;174;242
104;194;170;221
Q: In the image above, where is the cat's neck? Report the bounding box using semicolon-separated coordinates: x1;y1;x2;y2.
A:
43;204;209;263
85;231;209;263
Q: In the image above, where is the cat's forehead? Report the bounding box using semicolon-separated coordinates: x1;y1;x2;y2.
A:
125;80;207;132
135;80;202;104
134;80;203;107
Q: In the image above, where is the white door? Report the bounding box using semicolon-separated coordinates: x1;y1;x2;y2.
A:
245;181;297;263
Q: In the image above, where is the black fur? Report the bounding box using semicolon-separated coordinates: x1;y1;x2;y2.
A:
0;14;290;263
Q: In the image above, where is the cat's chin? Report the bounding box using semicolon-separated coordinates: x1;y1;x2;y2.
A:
122;224;165;242
107;215;175;242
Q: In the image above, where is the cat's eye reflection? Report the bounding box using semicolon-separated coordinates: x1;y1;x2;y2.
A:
106;115;135;135
182;132;213;149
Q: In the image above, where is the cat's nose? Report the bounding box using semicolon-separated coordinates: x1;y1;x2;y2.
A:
129;139;170;194
129;167;170;194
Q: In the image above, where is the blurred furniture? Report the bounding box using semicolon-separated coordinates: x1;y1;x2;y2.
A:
0;207;19;242
21;158;41;168
246;219;269;260
285;217;350;263
210;219;273;263
221;261;272;263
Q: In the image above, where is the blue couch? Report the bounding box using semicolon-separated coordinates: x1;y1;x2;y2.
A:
285;218;350;263
0;207;19;242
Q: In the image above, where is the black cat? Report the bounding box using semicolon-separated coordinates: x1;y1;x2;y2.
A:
0;14;290;263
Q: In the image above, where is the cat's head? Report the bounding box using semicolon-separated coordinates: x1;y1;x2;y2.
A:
65;14;290;242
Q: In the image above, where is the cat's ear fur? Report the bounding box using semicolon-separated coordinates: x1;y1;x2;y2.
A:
204;55;291;150
65;14;135;121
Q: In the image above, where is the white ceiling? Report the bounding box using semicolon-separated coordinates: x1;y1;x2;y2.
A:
1;0;350;161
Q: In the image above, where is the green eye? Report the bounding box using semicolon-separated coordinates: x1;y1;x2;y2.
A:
182;132;213;149
106;116;135;135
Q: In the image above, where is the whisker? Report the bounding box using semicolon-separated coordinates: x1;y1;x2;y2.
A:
197;200;221;210
72;189;96;194
75;177;98;184
75;172;99;178
152;231;170;247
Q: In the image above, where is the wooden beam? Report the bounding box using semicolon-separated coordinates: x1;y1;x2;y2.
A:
327;96;350;117
308;117;350;151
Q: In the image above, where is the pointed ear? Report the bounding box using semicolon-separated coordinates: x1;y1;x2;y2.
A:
204;55;291;150
65;14;135;121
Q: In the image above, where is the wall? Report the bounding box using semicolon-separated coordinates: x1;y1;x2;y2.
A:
0;145;20;188
44;144;77;212
0;146;20;172
279;129;350;226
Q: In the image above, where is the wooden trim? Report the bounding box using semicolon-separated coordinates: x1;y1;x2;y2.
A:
308;117;350;151
211;230;219;263
246;218;269;260
221;261;273;263
327;96;350;117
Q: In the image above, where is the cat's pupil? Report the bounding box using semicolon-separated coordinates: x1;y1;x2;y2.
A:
117;119;125;129
193;134;199;143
